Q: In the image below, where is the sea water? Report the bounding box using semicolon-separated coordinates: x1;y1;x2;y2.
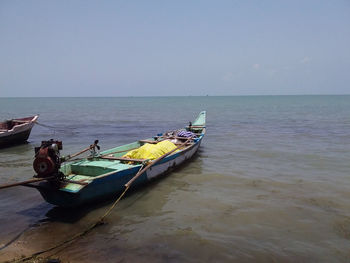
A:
0;96;349;262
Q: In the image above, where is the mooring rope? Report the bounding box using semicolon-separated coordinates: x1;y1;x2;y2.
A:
34;121;76;134
34;121;63;130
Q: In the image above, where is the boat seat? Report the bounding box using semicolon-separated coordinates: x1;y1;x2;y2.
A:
65;174;92;182
60;174;93;193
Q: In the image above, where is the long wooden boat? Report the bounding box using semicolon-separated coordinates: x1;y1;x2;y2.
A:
34;111;206;207
0;115;38;148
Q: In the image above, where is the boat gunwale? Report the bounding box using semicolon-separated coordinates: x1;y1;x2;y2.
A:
60;127;206;189
91;136;203;181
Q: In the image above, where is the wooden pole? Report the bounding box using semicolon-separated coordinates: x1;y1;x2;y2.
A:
64;141;99;161
125;138;192;188
100;147;140;157
0;176;55;190
66;147;91;160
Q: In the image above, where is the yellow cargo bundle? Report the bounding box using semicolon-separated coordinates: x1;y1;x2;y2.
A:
123;140;178;160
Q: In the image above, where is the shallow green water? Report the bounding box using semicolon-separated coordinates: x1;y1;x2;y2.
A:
0;96;350;262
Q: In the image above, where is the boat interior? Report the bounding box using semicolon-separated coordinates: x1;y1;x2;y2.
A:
59;112;206;193
0;116;35;132
0;120;19;131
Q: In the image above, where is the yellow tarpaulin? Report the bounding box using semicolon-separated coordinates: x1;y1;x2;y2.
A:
123;140;177;160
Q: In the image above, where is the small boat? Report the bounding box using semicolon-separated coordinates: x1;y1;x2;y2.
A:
32;111;206;207
0;115;38;148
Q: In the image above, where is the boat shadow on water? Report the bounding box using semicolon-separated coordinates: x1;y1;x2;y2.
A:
43;152;203;224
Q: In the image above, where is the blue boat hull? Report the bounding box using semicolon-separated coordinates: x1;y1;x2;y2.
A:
37;141;202;207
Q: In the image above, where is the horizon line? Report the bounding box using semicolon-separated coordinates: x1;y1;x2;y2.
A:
1;94;350;98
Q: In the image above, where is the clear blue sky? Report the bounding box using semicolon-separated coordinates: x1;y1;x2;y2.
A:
0;0;349;97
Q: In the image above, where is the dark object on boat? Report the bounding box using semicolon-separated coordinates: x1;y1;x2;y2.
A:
33;140;63;178
0;115;38;148
33;111;206;207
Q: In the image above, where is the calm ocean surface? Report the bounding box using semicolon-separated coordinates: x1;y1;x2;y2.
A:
0;96;350;262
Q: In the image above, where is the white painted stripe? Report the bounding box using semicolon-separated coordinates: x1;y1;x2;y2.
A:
146;143;200;180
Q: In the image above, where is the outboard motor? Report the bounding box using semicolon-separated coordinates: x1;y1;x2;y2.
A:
33;140;63;178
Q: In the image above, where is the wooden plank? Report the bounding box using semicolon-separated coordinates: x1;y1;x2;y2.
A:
100;156;147;163
140;139;193;146
187;125;205;129
156;136;195;141
62;179;89;185
139;140;160;144
0;176;55;190
100;146;139;157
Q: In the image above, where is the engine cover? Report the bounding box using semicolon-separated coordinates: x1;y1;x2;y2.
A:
33;140;62;178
